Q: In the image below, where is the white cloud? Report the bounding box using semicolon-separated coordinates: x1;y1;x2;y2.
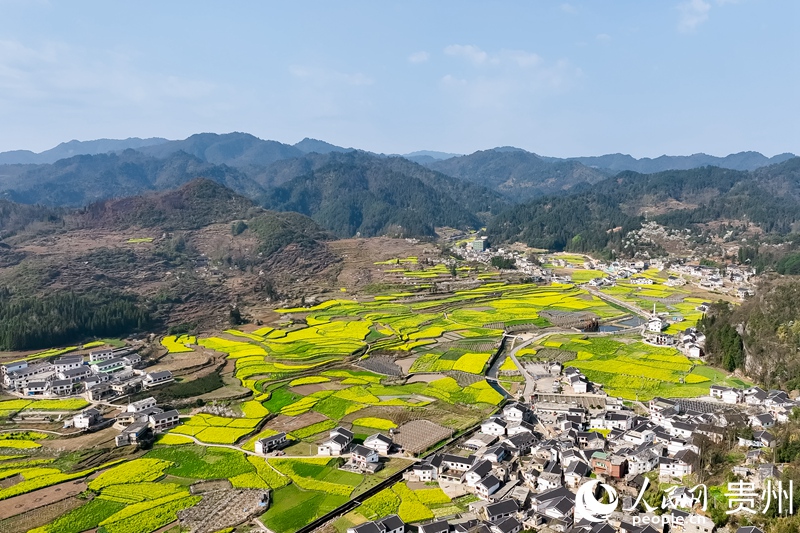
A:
443;45;543;69
560;3;577;14
444;44;490;65
506;50;542;68
408;51;429;64
289;66;373;86
596;33;612;43
677;0;711;32
0;39;219;108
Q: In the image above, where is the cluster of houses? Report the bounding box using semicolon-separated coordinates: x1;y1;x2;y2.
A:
0;346;173;401
668;262;756;299
367;383;798;533
112;396;180;446
251;426;397;474
64;395;181;447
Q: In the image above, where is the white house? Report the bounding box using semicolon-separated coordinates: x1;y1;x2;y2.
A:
127;397;157;413
23;381;48;396
476;474;502;499
750;413;775;428
318;427;353;456
347;515;405;533
464;459;493;487
74;408;102;429
503;403;531;424
149;409;180;432
364;433;393;455
350;444;380;469
255;433;287;454
58;366;92;383
481;417;507;436
143;371;173;388
53;355;84;373
722;389;741;404
659;449;698;480
491;517;522;533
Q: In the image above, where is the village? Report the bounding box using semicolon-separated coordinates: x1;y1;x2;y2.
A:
0;238;776;533
344;362;794;533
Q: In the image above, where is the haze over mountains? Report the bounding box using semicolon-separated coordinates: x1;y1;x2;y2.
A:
0;132;792;172
0;131;798;246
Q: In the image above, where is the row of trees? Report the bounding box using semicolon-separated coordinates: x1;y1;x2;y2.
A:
698;303;745;371
0;289;152;350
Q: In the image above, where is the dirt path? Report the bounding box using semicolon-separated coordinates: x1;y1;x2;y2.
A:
0;480;87;519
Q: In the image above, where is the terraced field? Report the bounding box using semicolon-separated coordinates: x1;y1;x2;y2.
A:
528;335;749;400
6;278;728;533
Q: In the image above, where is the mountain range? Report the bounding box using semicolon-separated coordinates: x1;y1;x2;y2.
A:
1;133;793;173
0;132;798;247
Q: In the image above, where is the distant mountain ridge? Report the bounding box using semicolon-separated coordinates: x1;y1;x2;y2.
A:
544;150;797;173
0;137;169;165
427;149;610;200
0;150;265;206
1;133;792;172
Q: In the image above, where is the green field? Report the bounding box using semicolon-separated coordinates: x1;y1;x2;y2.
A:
532;335;748;400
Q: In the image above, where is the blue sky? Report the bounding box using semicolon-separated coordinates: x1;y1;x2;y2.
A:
0;0;797;157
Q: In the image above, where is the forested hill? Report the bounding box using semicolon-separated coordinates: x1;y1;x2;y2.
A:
488;158;800;254
546;150;797;173
138;132;305;167
699;279;800;390
77;178;260;231
0;180;339;350
260;151;506;238
427;149;609;200
1;150;265;206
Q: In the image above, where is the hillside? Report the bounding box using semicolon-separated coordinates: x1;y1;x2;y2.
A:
488;158;800;254
699;278;800;390
552;150;797;173
427;148;609;200
293;137;353;154
260;151;506;237
139;132;304;167
0;180;340;347
0;150;265;206
77;178;259;231
0;137;169;165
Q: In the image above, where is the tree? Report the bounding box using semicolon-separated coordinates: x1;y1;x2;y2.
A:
231;220;248;236
229;306;244;326
491;256;516;270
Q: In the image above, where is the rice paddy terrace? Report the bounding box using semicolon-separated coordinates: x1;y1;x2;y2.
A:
0;276;747;533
